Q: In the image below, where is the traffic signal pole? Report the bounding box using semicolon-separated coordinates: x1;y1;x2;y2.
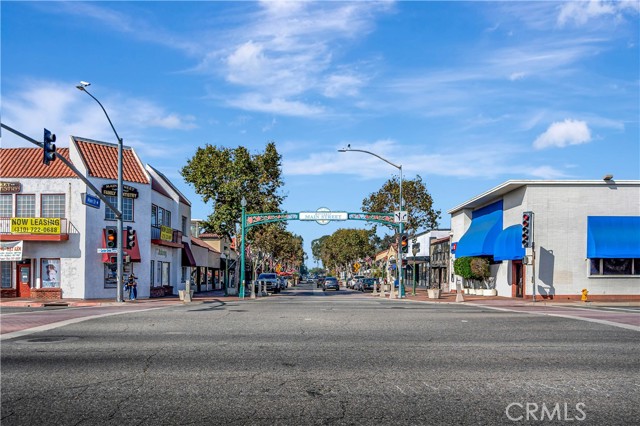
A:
2;122;125;302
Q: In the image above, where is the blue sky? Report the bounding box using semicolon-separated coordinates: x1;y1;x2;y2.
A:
2;1;639;265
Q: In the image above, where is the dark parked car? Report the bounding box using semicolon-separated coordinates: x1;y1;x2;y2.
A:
360;278;378;292
322;277;340;291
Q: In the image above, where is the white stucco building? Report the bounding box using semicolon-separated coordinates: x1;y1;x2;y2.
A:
449;180;640;300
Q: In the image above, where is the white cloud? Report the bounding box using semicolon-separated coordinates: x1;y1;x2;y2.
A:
509;72;527;81
533;119;592;150
226;94;325;117
557;0;640;27
1;79;197;152
323;74;365;98
284;138;575;182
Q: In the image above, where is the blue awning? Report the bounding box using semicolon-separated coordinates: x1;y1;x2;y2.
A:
455;201;503;257
493;225;525;261
587;216;640;258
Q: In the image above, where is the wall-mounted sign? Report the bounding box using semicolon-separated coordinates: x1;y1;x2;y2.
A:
0;182;21;194
160;225;173;241
0;241;23;261
101;184;139;199
10;218;61;234
81;193;101;209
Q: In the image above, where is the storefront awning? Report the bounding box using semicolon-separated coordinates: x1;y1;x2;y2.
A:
101;228;141;263
493;224;525;261
182;242;196;267
587;216;640;258
455;201;503;258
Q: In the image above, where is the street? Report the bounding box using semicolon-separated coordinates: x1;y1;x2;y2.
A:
1;282;638;425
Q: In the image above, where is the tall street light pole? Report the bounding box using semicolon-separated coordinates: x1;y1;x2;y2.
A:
338;146;405;299
239;197;247;299
76;82;125;303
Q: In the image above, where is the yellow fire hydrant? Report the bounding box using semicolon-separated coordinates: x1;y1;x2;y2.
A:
581;288;589;302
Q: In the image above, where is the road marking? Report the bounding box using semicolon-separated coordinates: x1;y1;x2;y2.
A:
1;306;169;341
465;303;640;332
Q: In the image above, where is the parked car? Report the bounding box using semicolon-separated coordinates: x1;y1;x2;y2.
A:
360;277;378;292
349;275;365;289
322;277;340;291
256;273;279;293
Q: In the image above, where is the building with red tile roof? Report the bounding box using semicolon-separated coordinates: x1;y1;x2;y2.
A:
0;137;227;300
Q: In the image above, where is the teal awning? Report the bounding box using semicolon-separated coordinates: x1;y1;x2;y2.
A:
455;201;503;257
587;216;640;258
494;225;525;261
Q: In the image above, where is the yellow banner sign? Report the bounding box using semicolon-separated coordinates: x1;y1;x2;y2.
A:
160;225;173;241
11;218;61;234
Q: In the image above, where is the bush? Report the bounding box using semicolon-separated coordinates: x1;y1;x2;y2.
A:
453;257;473;279
454;257;490;280
470;257;490;280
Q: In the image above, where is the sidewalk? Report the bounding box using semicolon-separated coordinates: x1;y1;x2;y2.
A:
372;287;640;307
0;290;244;308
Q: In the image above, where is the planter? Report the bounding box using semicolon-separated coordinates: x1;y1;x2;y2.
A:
427;289;441;299
482;289;497;296
163;285;174;296
178;290;194;301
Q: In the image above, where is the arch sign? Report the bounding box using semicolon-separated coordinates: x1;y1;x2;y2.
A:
245;207;398;229
239;207;400;299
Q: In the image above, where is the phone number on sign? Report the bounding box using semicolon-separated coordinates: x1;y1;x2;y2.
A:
11;226;60;234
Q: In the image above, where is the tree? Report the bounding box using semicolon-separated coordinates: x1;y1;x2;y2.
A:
361;174;440;234
313;229;374;276
180;142;284;239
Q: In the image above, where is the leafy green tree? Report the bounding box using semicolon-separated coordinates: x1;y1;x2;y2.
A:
315;229;374;276
180;142;284;239
361;174;440;234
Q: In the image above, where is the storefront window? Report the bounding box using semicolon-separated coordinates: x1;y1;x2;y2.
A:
590;258;639;276
150;260;155;287
1;261;11;288
41;259;61;288
162;262;170;286
104;263;118;288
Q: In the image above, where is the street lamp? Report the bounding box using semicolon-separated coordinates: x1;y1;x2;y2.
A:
77;82;125;303
338;145;405;299
240;196;247;299
223;245;229;296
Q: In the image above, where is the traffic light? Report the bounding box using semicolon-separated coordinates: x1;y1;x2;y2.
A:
43;128;56;166
400;234;409;253
106;226;117;249
126;226;136;249
522;211;534;248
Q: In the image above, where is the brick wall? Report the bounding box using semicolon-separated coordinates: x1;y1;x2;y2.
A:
31;288;62;300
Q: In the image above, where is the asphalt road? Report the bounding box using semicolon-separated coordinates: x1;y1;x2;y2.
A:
1;283;638;425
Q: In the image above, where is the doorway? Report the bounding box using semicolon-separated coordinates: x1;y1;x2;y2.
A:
16;263;31;298
512;260;524;298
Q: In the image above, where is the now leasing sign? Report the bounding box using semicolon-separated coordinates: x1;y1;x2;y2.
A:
10;218;61;234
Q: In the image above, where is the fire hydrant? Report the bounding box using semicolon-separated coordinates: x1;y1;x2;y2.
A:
581;288;589;302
